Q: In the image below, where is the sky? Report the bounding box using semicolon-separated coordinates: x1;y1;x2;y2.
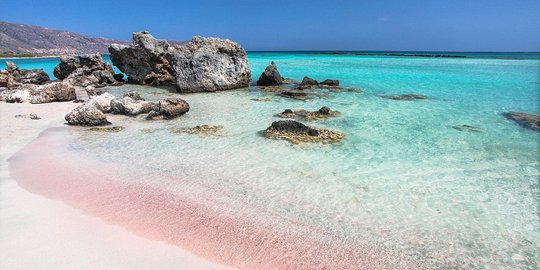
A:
1;0;539;51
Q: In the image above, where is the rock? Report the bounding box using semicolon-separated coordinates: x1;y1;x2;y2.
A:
41;82;76;102
278;106;340;121
257;61;284;86
56;54;119;87
109;32;176;85
502;112;540;132
157;97;190;118
54;56;80;79
2;82;75;103
123;91;144;101
14;113;40;120
85;86;103;96
171;125;223;135
297;76;319;89
0;71;9;88
320;79;339;87
65;102;111;126
113;73;124;82
264;120;344;144
5;61;50;85
110;96;158;116
87;92;116;113
381;94;428;100
88;126;124;132
169;36;251;92
279;91;309;100
452;125;482;132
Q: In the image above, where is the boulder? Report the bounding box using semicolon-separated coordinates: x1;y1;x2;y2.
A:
157;98;190;118
257;61;284;86
1;82;75;103
297;76;318;89
123;91;144;101
41;82;76;102
87;92;116;113
320;79;339;87
110;96;158;116
502;112;540;132
109;32;175;85
65;102;111;126
169;36;251;92
267;120;319;136
54;57;80;80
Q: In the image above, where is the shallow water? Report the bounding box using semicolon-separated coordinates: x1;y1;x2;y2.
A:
8;53;540;269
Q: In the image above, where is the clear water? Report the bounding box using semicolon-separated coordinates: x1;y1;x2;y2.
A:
8;53;540;269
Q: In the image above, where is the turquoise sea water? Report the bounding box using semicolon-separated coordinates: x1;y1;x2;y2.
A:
5;53;540;269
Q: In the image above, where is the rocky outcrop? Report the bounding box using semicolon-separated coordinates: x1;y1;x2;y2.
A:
297;76;318;90
0;82;75;103
502;112;540;132
65;102;111;126
53;54;120;87
0;62;50;88
109;32;251;92
279;106;340;121
381;94;428;100
109;31;175;85
257;61;283;86
264;120;344;144
169;36;251;92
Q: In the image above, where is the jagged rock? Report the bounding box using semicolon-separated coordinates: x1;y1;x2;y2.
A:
65;102;111;126
381;94;428;100
87;92;116;113
297;76;318;89
257;61;283;86
54;56;80;79
55;54;119;87
169;36;251;92
4;61;50;85
320;79;339;87
2;82;75;103
264;120;344;144
109;31;175;85
502;112;540;132
157;98;190;118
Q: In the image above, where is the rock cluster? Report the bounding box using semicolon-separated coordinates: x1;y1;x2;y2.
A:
502;111;540;132
279;106;340;121
54;54;122;87
65;91;190;126
0;62;49;88
264;120;344;144
0;82;75;104
109;32;251;92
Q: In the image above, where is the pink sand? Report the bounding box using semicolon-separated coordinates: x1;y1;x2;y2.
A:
9;127;423;270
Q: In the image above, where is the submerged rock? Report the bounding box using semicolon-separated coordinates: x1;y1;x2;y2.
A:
265;120;344;144
88;126;124;132
169;36;251;92
257;61;284;86
279;91;310;100
14;113;40;120
65;102;111;126
452;124;482;132
172;125;223;135
502;112;540;132
320;79;340;87
109;31;176;85
279;106;340;121
381;94;428;100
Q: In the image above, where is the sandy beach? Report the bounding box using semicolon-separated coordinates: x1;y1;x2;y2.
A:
0;101;233;270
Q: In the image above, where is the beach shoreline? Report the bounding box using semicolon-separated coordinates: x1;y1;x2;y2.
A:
0;101;234;270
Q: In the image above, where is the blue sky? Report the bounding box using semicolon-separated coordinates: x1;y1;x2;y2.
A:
1;0;539;51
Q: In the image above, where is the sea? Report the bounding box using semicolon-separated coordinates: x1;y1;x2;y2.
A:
3;52;540;269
